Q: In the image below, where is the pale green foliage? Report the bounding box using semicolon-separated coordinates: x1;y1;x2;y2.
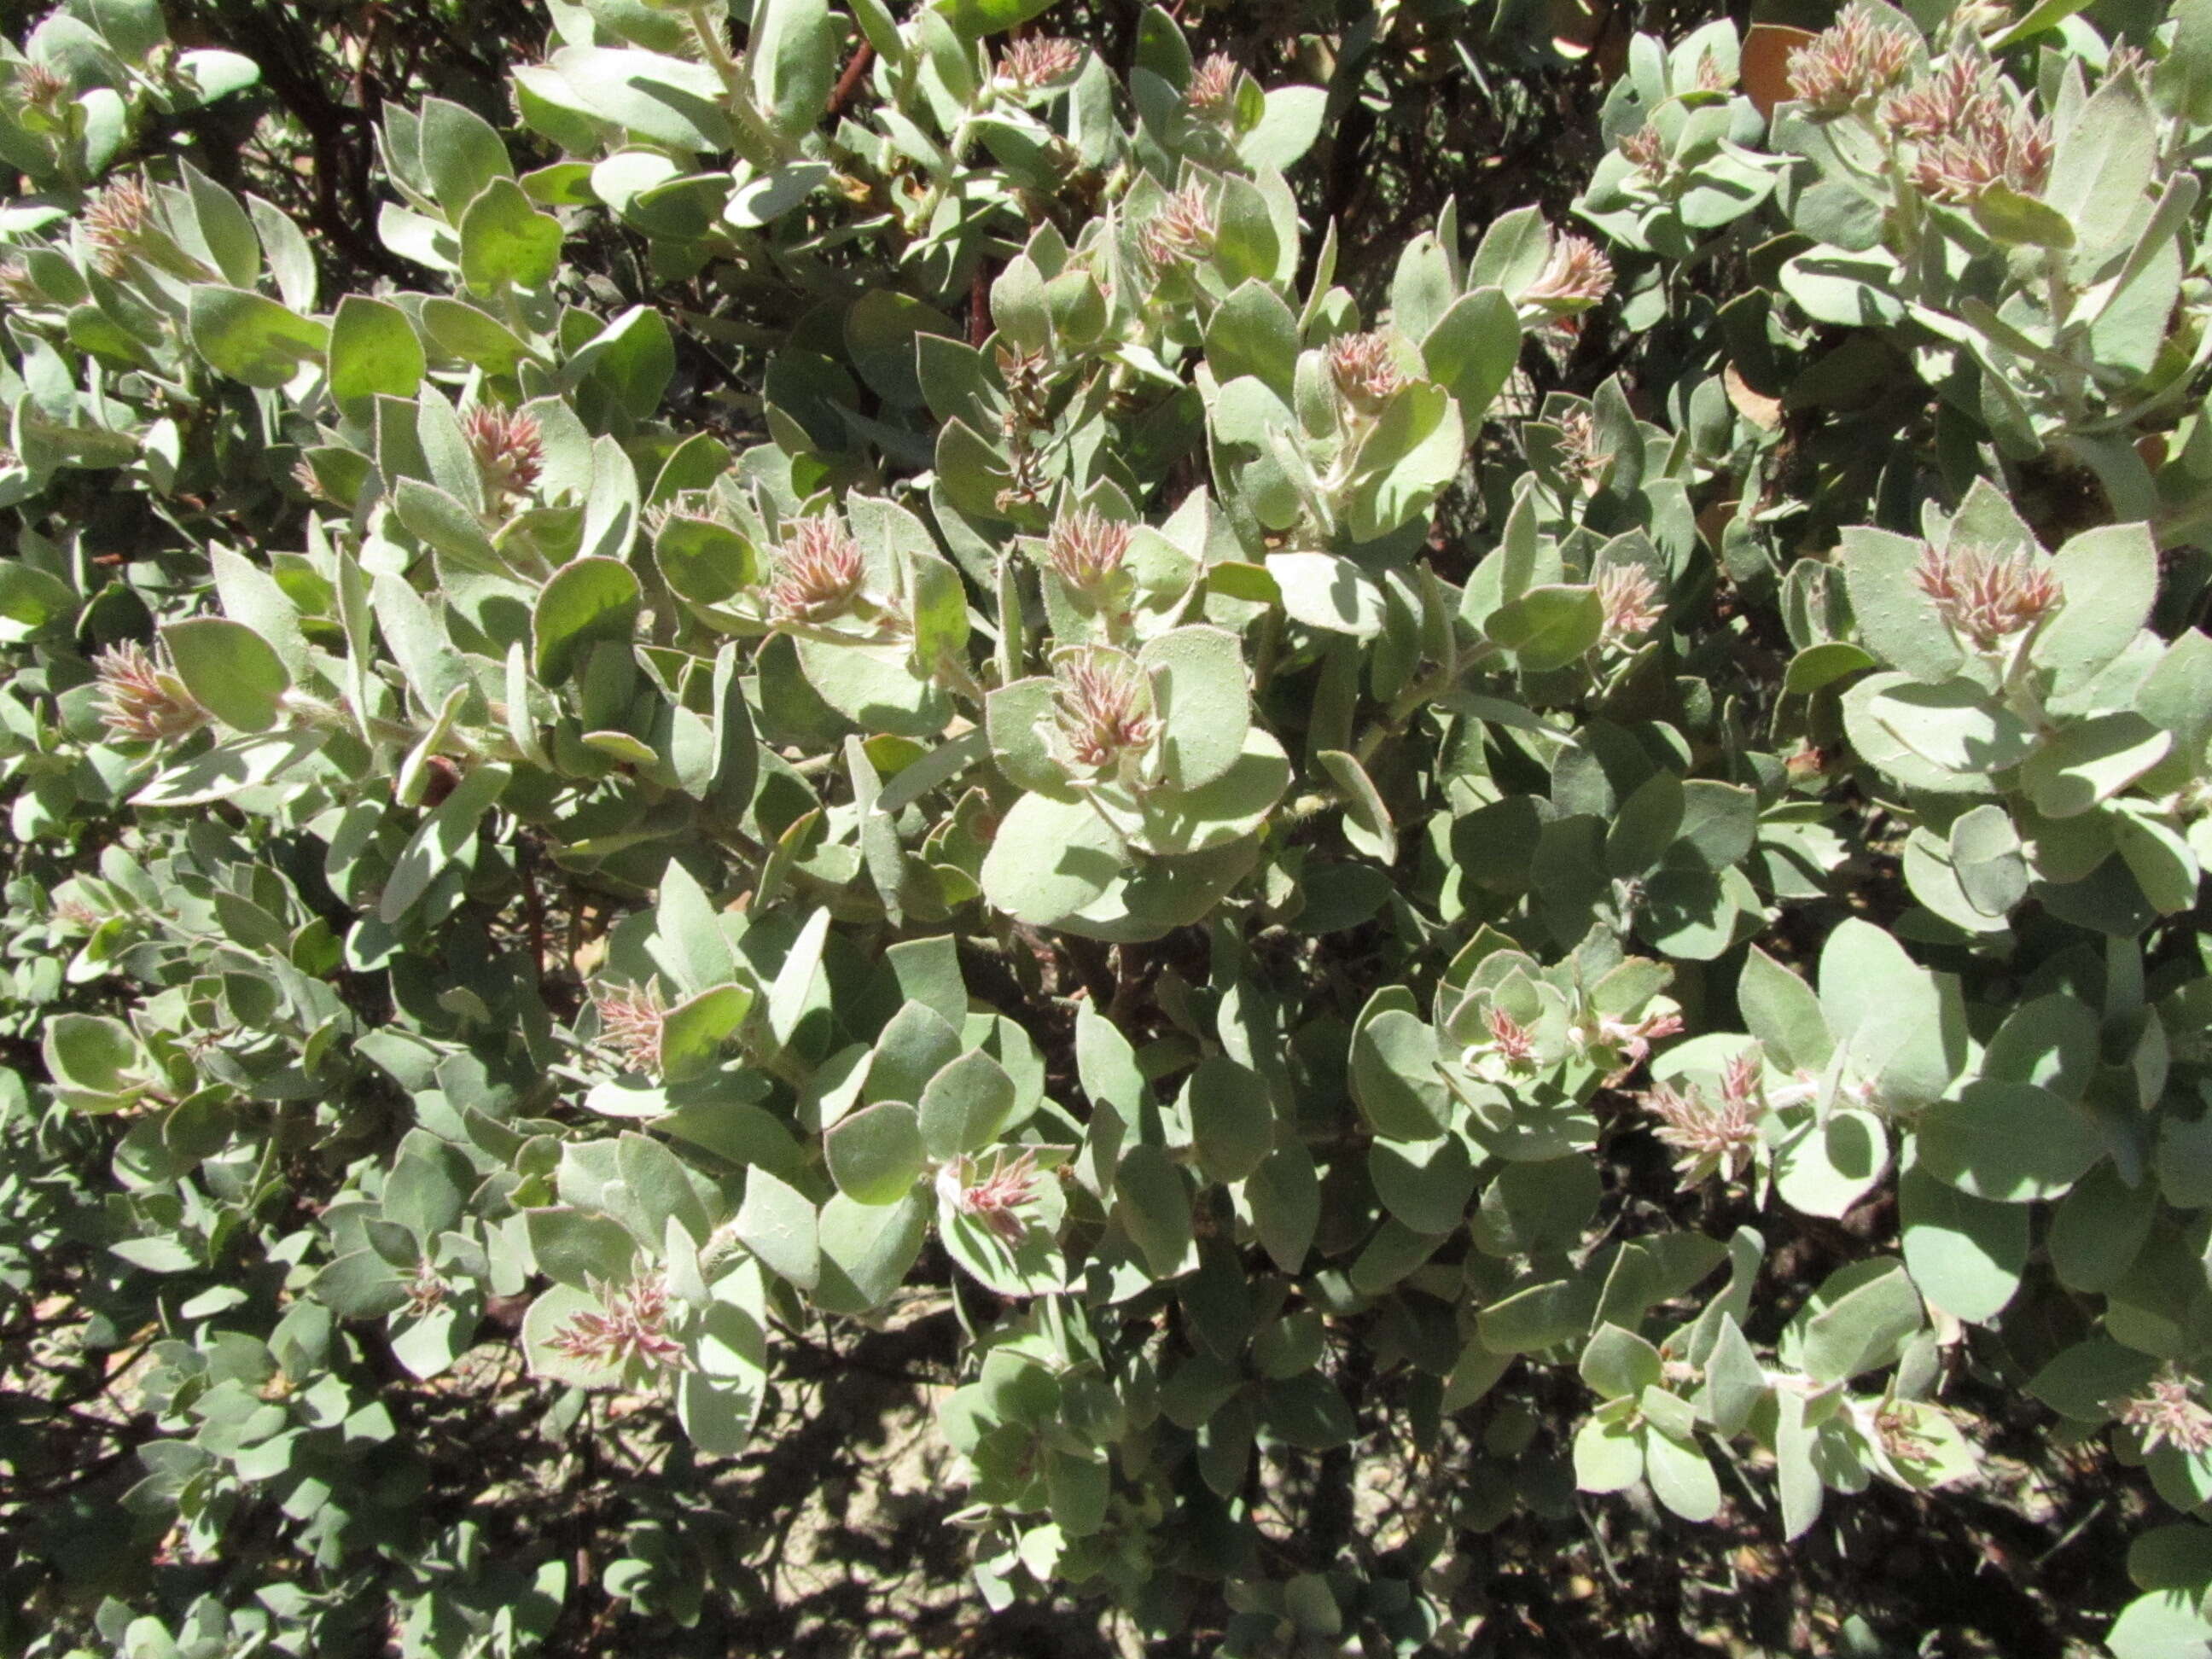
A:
8;0;2212;1654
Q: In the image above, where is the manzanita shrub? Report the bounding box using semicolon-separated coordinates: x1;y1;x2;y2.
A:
10;0;2212;1650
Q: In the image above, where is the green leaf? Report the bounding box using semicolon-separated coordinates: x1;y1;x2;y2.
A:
533;47;732;152
1840;525;1961;682
2036;521;2157;693
709;643;759;816
1948;803;2029;916
421;296;538;376
1368;1132;1474;1233
1206;280;1300;401
393;479;499;569
131;729;328;808
1668;780;1759;870
659;984;754;1083
1572;1413;1644;1492
2138;629;2212;760
2029;1336;2158;1421
2106;1592;2212;1659
384;1138;470;1238
176;46;259;103
825;1101;927;1205
1350;1005;1448;1141
1046;1453;1112;1537
0;562;77;643
679;1291;769;1455
1485;584;1603;672
329;295;424;416
1865;678;2036;772
1605;771;1683;876
1738;946;1832;1073
1796;1260;1922;1383
1260;1373;1357;1450
1266;550;1386;637
185;287;329;395
1993;0;2094;44
1247;1144;1319;1273
314;1250;408;1320
526;1207;637;1290
1243;84;1327;172
381;763;510;923
1130;727;1289;856
815;1190;930;1313
1917;1080;2104;1202
617;1130;713;1246
173;160;258;288
918;1048;1016;1159
1211;175;1284;290
649;862;736;995
160;616;289;731
751;0;838;137
1421;287;1520;424
1782;640;1877;694
983;676;1061;794
1971;181;2075;247
2117;814;2200;915
1115;1143;1194;1278
1899;1165;2027;1324
735;1167;820;1291
1703;1318;1767;1435
931;0;1058;36
1773;1108;1889;1219
1644;1428;1721;1522
459;177;562;294
43;1012;147;1108
1479;1278;1599;1353
1779;251;1906;328
1983;992;2099;1098
1474;1156;1600;1256
2046;72;2157;259
418;96;514;217
533;556;642;684
1580;1324;1662;1400
980;789;1126;925
1635;864;1758;962
1769;1398;1822;1557
767;905;831;1048
1317;748;1397;864
869;1001;963;1108
650;517;756;606
2051;1161;2157;1292
1138;625;1249;793
2022;713;2171;818
573;306;677;422
792;637;952;738
844;289;956;408
1185;1056;1274;1185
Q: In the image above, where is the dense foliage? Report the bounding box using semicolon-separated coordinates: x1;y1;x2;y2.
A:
9;0;2212;1652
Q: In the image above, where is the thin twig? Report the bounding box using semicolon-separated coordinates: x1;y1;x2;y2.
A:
826;42;876;119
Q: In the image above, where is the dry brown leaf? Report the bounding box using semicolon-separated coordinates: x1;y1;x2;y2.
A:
1741;23;1817;119
1725;363;1784;432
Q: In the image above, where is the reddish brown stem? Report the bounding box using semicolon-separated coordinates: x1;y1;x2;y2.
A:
826;41;876;119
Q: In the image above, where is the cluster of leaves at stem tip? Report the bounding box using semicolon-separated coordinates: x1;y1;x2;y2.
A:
15;0;2212;1653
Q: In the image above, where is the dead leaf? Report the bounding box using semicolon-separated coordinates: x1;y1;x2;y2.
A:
1725;363;1784;432
1741;23;1817;119
1698;496;1742;550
